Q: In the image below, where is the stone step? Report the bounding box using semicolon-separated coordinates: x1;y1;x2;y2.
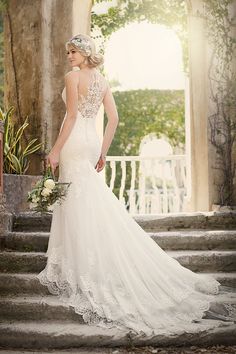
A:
12;211;236;232
150;230;236;250
0;292;235;323
1;230;236;253
1;272;236;296
0;251;45;273
0;296;84;322
0;250;236;273
0;273;51;295
0;320;235;349
0;231;49;252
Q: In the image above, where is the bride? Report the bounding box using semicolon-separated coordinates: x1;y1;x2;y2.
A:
37;33;234;337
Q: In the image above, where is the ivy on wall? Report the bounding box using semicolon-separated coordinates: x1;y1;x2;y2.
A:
92;0;189;72
202;0;236;206
93;0;236;206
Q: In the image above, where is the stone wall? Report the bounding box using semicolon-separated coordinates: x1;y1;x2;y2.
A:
3;0;92;176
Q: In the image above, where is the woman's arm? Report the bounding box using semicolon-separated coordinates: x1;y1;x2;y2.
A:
46;71;79;173
95;82;119;172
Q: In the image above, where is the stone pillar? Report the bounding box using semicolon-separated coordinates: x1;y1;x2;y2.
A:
231;1;236;204
4;0;92;175
186;0;209;211
186;0;218;211
187;0;236;211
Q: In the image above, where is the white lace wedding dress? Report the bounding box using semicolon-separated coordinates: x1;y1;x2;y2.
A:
37;69;235;337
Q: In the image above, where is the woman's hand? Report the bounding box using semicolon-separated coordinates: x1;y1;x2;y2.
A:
95;153;106;172
45;149;60;176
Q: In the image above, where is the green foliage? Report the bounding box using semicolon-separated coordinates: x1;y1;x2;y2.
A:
27;165;72;214
106;89;185;157
0;106;43;175
104;89;185;201
202;0;236;206
92;0;188;72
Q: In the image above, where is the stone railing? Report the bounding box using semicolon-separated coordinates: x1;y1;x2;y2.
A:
105;155;187;214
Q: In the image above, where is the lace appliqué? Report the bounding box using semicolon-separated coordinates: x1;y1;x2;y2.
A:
36;245;236;337
37;246;133;332
78;71;107;119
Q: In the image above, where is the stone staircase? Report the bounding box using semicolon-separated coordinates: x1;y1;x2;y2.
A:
0;211;236;350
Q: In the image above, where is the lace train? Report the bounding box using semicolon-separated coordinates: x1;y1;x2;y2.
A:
37;69;236;337
37;251;236;337
37;160;236;336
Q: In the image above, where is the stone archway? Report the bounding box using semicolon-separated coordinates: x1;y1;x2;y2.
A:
3;0;236;212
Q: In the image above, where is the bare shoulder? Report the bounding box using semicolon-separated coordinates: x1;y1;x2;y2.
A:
64;70;80;82
96;70;109;89
97;70;107;81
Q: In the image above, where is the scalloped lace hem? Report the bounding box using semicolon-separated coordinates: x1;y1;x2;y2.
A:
36;259;235;337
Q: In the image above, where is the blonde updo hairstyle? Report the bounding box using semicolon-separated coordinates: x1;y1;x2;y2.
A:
65;34;104;68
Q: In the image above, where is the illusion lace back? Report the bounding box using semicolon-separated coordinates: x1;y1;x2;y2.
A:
37;69;236;337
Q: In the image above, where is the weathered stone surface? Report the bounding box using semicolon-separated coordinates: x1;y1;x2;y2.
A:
0;209;235;350
3;174;42;213
134;212;236;231
0;293;235;323
0;320;235;349
0;273;50;295
1;272;235;296
0;212;13;235
1;229;236;253
12;211;236;232
0;251;45;273
150;230;236;250
0;296;84;322
4;0;76;175
0;231;49;252
0;250;235;273
0;345;236;353
13;212;52;232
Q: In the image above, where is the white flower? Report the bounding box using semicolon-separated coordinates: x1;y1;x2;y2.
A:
29;202;37;209
32;196;40;203
44;178;55;190
41;187;52;197
47;204;55;211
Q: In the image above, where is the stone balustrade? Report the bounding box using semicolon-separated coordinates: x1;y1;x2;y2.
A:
105;155;187;214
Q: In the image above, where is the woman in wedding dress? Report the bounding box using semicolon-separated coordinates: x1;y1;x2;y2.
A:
37;33;235;337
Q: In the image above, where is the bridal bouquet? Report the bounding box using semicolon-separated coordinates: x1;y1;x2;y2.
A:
27;165;72;214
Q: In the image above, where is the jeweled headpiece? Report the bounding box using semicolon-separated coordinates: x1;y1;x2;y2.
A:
69;35;92;56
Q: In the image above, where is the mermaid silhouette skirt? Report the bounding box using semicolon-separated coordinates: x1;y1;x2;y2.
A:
36;109;236;337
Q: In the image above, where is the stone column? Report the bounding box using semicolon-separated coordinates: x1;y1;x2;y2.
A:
186;0;209;211
4;0;93;175
186;0;219;211
187;0;236;211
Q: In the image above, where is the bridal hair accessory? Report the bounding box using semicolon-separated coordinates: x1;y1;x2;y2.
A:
69;35;92;56
66;34;104;68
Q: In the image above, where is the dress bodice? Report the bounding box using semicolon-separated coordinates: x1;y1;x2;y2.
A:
61;70;107;119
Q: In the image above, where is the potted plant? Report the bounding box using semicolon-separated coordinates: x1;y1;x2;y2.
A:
0;106;43;213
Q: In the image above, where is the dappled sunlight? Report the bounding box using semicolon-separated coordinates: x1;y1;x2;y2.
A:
104;22;185;90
